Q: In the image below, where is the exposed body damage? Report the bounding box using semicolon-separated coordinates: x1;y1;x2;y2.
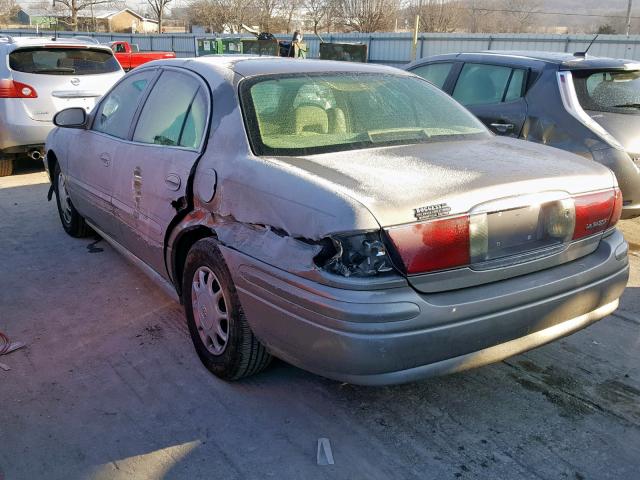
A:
47;56;629;384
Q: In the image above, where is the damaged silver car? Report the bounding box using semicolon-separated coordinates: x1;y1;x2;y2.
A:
45;57;629;385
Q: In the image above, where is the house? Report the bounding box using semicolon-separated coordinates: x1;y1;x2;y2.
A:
93;8;158;33
14;6;158;33
15;6;63;29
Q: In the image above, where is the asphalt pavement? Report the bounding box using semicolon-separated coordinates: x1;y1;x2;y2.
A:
1;165;639;480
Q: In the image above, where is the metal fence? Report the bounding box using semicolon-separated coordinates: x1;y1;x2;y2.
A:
4;29;640;65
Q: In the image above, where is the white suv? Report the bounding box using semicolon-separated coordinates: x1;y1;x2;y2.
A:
0;35;123;176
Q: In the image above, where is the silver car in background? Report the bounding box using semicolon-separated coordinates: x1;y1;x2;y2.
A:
45;58;628;385
0;35;123;176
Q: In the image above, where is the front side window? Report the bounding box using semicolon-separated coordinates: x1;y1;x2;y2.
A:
411;63;453;89
93;70;155;139
241;73;488;156
453;64;526;106
9;47;120;75
133;71;205;148
573;69;640;114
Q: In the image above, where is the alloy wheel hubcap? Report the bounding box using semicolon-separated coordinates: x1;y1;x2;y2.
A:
191;266;229;355
57;173;72;225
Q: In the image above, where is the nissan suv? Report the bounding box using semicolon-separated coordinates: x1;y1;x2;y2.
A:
0;35;123;176
407;51;640;219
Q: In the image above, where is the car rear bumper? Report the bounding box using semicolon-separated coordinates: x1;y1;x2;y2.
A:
0;100;53;155
221;230;629;386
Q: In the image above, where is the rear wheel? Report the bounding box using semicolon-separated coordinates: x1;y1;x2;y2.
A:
0;157;13;177
183;238;272;380
54;163;91;237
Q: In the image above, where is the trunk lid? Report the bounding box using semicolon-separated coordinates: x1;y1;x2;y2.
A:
271;136;614;228
269;136;618;289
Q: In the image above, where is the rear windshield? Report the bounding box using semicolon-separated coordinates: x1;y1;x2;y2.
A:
9;47;120;75
573;69;640;114
240;72;489;156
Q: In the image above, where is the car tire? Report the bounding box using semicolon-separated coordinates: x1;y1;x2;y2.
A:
183;238;272;380
53;163;91;238
0;158;13;177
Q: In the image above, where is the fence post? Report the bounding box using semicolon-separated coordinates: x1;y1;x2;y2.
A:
564;35;570;52
367;35;372;62
419;35;425;59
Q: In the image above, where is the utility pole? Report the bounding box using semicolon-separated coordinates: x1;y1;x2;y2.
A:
412;0;422;61
627;0;633;36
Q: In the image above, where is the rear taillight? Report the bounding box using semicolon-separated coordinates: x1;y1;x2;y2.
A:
0;79;38;98
387;188;621;276
572;188;621;240
386;215;470;274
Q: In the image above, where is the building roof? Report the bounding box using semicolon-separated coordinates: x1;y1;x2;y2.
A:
18;5;156;23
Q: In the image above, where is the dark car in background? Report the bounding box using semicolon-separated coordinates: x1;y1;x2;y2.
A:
407;51;640;219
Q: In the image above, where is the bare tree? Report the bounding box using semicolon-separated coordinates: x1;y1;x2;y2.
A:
284;0;299;33
465;0;495;33
304;0;329;35
146;0;173;32
256;0;280;31
53;0;113;31
187;0;258;33
341;0;399;32
501;0;540;33
0;0;17;26
409;0;463;33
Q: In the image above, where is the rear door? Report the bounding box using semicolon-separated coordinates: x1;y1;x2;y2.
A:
65;69;157;235
111;68;209;275
451;63;528;137
8;46;122;121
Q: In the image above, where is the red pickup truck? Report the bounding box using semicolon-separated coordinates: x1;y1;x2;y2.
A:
109;41;176;71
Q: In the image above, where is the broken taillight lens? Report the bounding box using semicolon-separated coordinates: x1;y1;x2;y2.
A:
317;231;395;277
0;79;38;98
572;188;621;240
386;215;470;275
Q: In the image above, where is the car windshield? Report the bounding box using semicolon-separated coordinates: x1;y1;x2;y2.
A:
572;69;640;114
241;72;489;156
9;47;120;75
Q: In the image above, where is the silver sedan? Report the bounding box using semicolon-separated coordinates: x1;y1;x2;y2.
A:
44;57;629;385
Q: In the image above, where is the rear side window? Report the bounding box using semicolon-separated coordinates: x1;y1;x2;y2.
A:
93;70;155;139
9;47;120;75
133;71;205;148
453;64;527;106
411;63;453;88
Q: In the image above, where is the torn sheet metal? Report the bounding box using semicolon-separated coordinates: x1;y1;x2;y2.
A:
215;220;322;273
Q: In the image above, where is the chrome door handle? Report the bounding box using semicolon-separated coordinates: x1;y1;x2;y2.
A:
490;123;514;133
99;153;111;166
165;174;181;191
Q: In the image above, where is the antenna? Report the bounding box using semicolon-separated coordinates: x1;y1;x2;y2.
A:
574;34;599;57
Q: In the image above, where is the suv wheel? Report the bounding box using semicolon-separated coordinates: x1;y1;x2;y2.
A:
183;238;272;380
0;158;13;177
54;163;91;237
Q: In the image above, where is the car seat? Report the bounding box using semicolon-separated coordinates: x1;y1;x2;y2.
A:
294;105;328;134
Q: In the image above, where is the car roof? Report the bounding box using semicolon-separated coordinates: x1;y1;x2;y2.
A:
411;50;640;71
0;35;111;50
148;55;409;78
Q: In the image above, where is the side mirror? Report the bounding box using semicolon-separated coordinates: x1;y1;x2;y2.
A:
53;107;87;128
